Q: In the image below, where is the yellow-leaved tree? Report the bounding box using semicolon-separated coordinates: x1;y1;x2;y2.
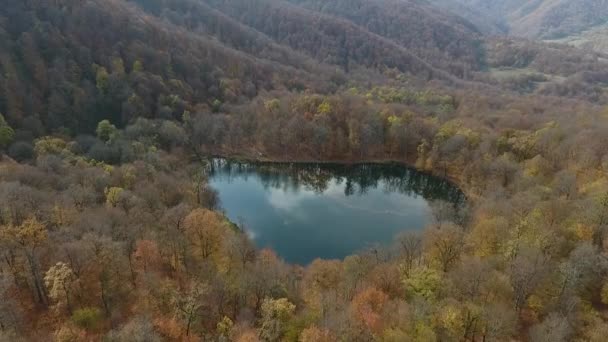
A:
45;262;77;314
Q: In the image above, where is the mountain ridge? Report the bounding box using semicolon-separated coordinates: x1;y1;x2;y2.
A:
1;0;608;138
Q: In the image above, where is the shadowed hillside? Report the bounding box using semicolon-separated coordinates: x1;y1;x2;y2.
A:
2;0;608;141
0;0;353;135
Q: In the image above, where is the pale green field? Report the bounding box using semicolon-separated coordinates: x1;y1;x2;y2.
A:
546;22;608;55
488;67;565;83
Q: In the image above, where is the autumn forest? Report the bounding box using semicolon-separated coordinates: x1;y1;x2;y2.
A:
2;0;608;341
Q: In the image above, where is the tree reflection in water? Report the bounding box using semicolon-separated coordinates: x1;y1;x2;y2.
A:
207;159;465;207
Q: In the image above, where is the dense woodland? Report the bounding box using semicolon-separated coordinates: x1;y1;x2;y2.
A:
2;0;608;341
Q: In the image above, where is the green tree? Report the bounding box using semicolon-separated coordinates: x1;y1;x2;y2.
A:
72;307;103;331
111;58;126;76
259;298;296;341
173;282;208;337
217;316;234;341
34;136;68;155
105;187;125;208
132;60;144;73
264;99;280;113
0;113;15;149
96;120;118;142
403;266;441;300
317;100;332;115
96;66;110;94
212;99;222;113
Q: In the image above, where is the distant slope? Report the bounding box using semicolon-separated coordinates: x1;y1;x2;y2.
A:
478;37;608;102
509;0;608;39
284;0;486;77
432;0;608;40
133;0;442;79
427;0;509;34
546;23;608;55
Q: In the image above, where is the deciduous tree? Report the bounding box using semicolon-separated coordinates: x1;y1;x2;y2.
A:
45;262;77;314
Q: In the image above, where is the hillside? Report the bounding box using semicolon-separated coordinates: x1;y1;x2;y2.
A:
2;0;608;141
427;0;509;34
546;23;608;55
2;0;493;138
132;0;472;78
0;0;348;135
509;0;608;39
4;0;608;341
283;0;485;77
478;38;608;102
433;0;608;40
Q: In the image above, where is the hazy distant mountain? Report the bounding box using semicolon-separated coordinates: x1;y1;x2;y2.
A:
509;0;608;39
546;23;608;55
426;0;509;34
432;0;608;40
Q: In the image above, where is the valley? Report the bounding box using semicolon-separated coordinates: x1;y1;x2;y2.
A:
1;1;608;341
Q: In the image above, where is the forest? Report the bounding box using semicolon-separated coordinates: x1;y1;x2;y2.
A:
2;0;608;341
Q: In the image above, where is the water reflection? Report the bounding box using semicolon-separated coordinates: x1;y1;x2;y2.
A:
207;159;465;205
207;159;465;264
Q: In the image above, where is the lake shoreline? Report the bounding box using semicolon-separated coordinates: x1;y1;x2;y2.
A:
207;155;466;264
200;149;473;201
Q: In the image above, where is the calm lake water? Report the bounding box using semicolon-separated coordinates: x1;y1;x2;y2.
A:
208;159;464;264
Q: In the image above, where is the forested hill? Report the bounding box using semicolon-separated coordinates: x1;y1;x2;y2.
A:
0;0;347;135
5;1;608;341
283;0;484;76
2;0;608;140
128;0;422;76
0;0;472;138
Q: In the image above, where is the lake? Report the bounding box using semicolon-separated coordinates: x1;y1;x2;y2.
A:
207;159;465;264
